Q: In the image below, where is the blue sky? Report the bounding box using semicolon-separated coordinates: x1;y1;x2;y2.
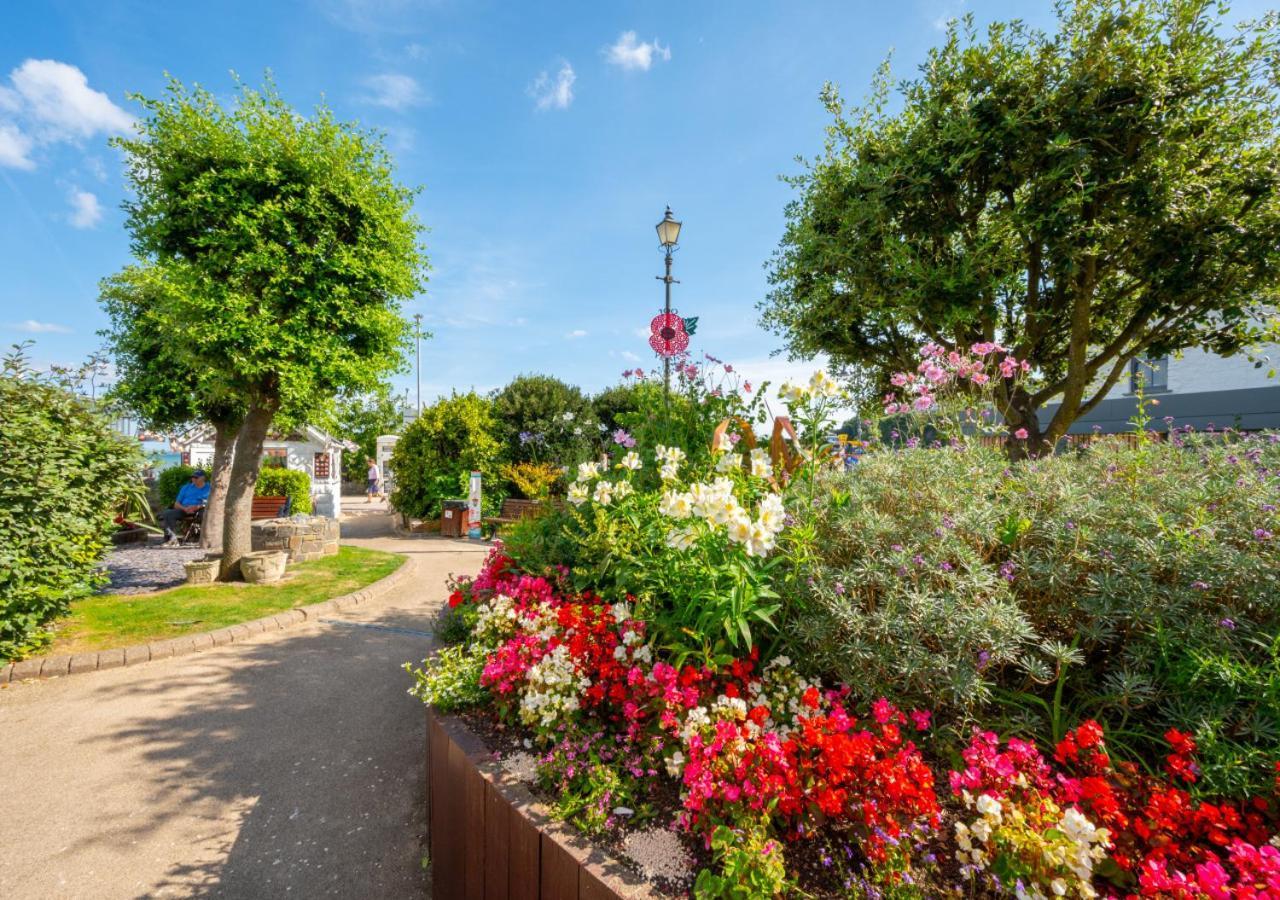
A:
2;0;1271;409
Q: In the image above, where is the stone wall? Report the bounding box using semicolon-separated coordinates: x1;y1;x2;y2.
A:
251;516;340;563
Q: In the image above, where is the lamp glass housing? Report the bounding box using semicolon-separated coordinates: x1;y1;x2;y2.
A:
656;209;682;248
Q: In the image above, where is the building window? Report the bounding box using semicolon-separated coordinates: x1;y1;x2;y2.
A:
314;452;331;479
1129;355;1169;393
263;447;288;469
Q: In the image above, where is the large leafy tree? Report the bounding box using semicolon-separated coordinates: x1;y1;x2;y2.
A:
111;78;425;576
762;0;1280;453
101;265;243;550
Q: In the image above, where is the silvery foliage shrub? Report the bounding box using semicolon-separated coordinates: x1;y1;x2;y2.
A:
789;434;1280;793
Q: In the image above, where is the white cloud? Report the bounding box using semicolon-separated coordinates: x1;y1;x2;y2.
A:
621;350;641;362
67;189;102;228
359;73;427;110
632;326;650;339
528;61;575;111
0;59;133;170
565;329;588;339
0;122;34;169
8;320;71;334
931;0;966;30
605;32;671;72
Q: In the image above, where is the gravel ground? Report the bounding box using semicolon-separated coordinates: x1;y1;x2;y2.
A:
100;541;209;594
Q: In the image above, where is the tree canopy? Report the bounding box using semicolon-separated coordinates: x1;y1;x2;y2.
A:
108;76;426;574
761;0;1280;451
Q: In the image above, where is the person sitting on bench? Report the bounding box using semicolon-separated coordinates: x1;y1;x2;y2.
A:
162;469;210;544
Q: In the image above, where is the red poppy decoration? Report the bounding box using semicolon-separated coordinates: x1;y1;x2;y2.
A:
649;312;689;358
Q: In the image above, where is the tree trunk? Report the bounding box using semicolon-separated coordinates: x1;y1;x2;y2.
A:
218;401;276;580
1005;388;1049;461
202;416;240;551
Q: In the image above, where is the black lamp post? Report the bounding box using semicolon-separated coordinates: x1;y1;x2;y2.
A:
655;206;683;396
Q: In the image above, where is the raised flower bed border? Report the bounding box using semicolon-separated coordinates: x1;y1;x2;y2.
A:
426;707;662;900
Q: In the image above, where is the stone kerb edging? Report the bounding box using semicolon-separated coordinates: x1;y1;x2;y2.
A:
427;707;662;900
1;557;413;685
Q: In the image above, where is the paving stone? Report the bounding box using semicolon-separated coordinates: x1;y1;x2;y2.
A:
0;663;12;684
9;658;42;681
122;644;151;666
208;628;235;646
39;655;71;678
97;649;125;671
68;653;99;675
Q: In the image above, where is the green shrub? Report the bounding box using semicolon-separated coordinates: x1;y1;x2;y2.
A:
255;467;312;515
492;374;597;467
156;464;197;507
390;391;501;519
789;435;1280;794
0;349;144;659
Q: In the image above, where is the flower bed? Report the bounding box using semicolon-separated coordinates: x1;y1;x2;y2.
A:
407;365;1280;898
411;544;1280;897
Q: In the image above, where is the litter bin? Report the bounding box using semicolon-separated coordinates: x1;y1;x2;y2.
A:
440;499;468;538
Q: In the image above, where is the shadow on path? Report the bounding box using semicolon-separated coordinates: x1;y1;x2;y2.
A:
0;539;483;899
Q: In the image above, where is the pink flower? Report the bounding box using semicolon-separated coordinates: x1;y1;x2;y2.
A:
1014;428;1029;440
910;709;932;731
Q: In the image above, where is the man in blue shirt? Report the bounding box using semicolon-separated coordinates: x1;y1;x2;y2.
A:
162;469;211;544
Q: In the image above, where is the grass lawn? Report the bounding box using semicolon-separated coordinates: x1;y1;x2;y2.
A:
44;546;405;655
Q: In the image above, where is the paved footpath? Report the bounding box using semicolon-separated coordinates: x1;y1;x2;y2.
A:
0;508;488;900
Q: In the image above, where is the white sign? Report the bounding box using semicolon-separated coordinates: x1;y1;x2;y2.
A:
467;471;482;538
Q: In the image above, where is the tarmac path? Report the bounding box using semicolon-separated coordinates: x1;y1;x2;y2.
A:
0;506;486;899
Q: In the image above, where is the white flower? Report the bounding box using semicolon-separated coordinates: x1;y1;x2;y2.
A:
725;513;753;545
746;521;776;557
707;497;743;527
562;411;575;422
610;601;632;621
613;644;628;662
577;461;601;481
633;645;652;663
666;525;698;550
809;369;842;398
778;381;808;405
976;794;1003;822
592;480;614;505
659;490;693;519
659;461;679;481
750;447;773;479
613;480;634;500
655;444;687;465
567;482;589;506
1050;879;1067;897
715;451;741;473
617;451;642;471
665;750;685;777
573;426;583;436
758;493;786;533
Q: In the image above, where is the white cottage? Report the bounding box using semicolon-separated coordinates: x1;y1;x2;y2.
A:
174;424;354;518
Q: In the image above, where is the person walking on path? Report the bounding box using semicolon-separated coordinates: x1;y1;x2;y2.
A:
366;457;381;502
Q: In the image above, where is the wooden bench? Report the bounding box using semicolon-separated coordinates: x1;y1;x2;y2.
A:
251;495;290;520
482;498;542;536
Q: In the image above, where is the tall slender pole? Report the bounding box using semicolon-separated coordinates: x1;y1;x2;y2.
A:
663;249;673;399
413;313;423;414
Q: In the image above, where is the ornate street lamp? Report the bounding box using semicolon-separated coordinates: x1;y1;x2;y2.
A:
654;206;683;397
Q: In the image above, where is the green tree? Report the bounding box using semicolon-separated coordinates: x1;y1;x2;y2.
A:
101;265;243;550
762;0;1280;455
491;374;597;466
111;77;426;576
389;392;501;520
325;383;405;482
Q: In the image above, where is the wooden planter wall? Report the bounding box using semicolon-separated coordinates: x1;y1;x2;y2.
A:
426;709;661;900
